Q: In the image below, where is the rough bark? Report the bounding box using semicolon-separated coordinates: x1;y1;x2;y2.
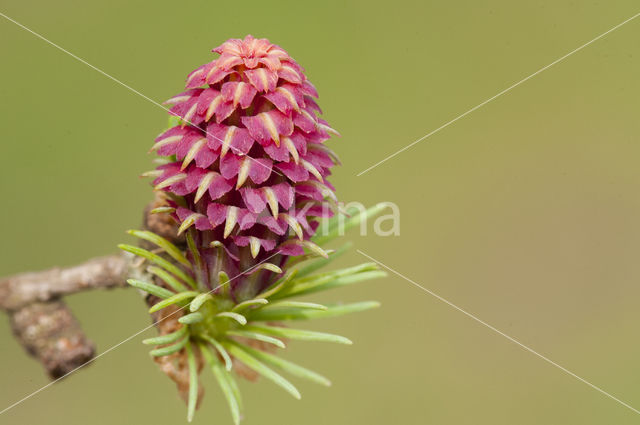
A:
0;196;176;379
0;255;130;378
9;301;96;379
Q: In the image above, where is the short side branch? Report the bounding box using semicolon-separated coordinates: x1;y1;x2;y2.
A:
0;255;129;311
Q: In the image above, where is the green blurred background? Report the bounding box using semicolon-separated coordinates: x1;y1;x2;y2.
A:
2;1;640;424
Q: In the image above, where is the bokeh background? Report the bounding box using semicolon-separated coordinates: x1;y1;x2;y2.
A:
2;1;640;424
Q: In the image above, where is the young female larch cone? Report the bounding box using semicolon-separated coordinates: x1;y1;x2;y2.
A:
119;35;387;424
154;34;339;272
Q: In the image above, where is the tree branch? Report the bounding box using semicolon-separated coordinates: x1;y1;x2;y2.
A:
1;195;182;379
0;255;130;378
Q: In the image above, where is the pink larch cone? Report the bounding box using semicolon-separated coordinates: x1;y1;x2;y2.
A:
152;35;340;295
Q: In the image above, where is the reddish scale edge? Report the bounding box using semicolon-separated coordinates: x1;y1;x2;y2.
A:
151;35;339;294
